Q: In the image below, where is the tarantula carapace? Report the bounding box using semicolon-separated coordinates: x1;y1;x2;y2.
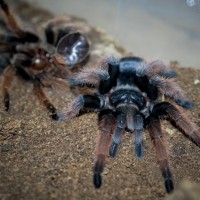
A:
0;0;90;120
59;56;200;193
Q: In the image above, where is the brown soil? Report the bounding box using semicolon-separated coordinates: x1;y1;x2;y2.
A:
0;1;200;200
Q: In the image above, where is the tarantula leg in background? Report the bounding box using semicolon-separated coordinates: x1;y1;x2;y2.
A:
147;120;174;193
2;66;14;111
0;0;23;35
33;81;58;120
0;0;39;42
94;110;116;188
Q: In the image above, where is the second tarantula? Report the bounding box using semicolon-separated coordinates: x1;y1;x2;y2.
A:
0;0;90;120
59;56;200;193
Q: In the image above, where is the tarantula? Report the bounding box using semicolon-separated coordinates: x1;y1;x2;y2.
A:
58;56;200;193
0;0;90;120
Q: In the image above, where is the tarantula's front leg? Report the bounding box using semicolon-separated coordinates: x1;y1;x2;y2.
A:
109;111;126;158
68;69;109;88
33;80;58;120
147;120;174;193
94;110;116;188
132;110;145;159
58;95;104;121
2;66;15;111
112;106;145;159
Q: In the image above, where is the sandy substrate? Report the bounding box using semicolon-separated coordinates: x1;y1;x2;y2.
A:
0;1;200;200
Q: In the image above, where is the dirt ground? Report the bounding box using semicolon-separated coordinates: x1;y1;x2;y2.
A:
0;1;200;200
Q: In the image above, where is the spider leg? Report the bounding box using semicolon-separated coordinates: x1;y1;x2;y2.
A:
2;66;14;111
58;95;104;121
109;105;145;159
45;23;55;45
109;111;126;158
0;0;23;36
149;102;200;147
146;101;200;192
0;0;39;43
33;80;58;120
147;120;174;193
133;111;145;159
13;53;32;67
94;110;116;188
125;105;145;159
149;76;192;108
99;62;119;94
166;103;200;147
45;24;74;46
68;69;109;88
138;60;176;78
0;55;10;74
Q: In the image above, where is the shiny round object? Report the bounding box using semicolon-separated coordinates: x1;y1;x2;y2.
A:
56;32;89;66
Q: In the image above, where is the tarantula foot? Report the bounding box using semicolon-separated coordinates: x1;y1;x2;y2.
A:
50;113;59;121
109;143;119;158
4;98;9;111
48;106;59;120
175;99;192;109
162;168;174;193
93;173;102;188
165;179;174;193
134;143;144;160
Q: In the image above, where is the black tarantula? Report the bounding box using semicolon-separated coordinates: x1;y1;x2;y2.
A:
0;0;90;120
59;56;200;193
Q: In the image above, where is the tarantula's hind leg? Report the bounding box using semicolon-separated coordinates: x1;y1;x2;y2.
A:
147;120;174;193
33;81;58;120
2;66;15;111
94;110;116;188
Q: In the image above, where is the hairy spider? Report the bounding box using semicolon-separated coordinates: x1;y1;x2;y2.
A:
0;0;90;120
58;56;200;193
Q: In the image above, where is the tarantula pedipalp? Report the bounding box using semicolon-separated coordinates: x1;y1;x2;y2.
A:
59;56;200;193
0;0;90;120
